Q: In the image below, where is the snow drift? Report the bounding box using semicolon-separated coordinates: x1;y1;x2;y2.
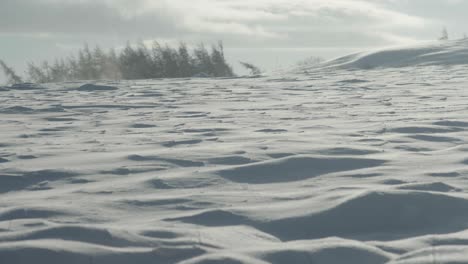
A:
315;39;468;69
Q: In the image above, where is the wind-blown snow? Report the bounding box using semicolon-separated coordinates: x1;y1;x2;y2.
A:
2;41;468;263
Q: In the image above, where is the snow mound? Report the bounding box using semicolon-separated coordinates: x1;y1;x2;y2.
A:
218;155;386;184
316;39;468;69
180;253;268;264
0;169;80;194
260;191;468;240
388;246;468;264
181;239;393;264
8;83;44;90
0;240;205;264
76;83;118;91
172;190;468;241
255;239;393;264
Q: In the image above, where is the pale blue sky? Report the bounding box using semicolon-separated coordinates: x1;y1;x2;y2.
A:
1;0;467;80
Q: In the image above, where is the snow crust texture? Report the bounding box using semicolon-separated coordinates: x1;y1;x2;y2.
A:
2;63;468;263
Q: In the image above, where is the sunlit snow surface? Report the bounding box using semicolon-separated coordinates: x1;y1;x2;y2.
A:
2;65;468;263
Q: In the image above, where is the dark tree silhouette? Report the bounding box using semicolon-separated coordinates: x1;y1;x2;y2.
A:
239;61;261;75
193;43;214;76
177;42;193;77
439;27;449;41
211;41;233;77
0;59;23;84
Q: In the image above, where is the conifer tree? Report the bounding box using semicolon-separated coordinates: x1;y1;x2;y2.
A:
0;59;23;84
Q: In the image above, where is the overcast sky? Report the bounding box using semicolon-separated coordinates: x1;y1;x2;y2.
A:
1;0;467;79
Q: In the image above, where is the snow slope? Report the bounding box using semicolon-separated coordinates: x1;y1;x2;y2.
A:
2;42;468;263
314;39;468;70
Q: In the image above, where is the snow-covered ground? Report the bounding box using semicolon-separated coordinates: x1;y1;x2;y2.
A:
2;41;468;263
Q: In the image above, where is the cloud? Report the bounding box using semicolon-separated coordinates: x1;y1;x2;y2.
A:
0;0;433;48
0;0;179;37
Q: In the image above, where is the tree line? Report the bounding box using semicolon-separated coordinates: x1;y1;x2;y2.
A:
2;40;235;84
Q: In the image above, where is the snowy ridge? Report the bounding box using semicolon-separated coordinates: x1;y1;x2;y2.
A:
2;66;468;263
313;39;468;70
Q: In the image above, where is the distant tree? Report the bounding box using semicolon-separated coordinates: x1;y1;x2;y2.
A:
160;45;179;78
149;41;164;78
439;27;449;41
76;44;95;80
41;61;52;82
104;48;121;80
193;43;214;76
119;41;155;79
27;62;47;83
49;59;68;82
135;41;154;79
92;45;107;78
0;59;23;84
210;41;233;77
119;42;139;79
177;42;194;77
67;55;79;80
296;56;324;68
239;61;261;75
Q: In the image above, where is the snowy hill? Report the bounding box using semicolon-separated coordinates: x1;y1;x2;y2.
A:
316;39;468;69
